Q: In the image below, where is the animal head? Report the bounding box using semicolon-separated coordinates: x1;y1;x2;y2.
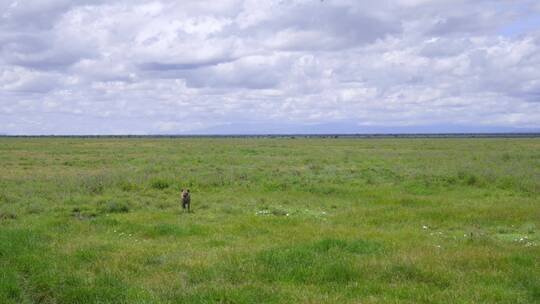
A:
181;189;190;198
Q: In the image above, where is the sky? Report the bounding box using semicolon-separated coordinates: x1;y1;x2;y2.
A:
1;0;540;135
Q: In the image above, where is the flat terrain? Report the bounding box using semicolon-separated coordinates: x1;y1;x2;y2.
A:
0;138;539;303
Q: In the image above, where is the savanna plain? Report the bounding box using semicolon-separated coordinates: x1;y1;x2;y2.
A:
0;137;539;304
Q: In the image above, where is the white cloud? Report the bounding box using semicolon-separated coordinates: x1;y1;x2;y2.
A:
0;0;539;134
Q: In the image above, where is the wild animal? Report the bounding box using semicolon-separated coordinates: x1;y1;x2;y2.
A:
181;188;191;212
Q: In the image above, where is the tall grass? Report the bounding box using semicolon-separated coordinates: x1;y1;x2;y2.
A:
0;138;539;303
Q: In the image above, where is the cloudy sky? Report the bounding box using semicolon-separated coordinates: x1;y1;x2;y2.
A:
1;0;540;134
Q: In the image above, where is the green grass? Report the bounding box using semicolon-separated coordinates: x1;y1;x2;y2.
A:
0;137;539;303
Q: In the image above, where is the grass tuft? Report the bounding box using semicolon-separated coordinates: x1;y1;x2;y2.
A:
99;200;130;213
150;179;170;190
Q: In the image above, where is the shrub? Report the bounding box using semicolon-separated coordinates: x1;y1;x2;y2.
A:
81;176;105;194
119;181;137;192
0;192;11;203
457;170;480;186
0;211;17;220
466;175;478;186
25;203;44;215
100;201;129;213
150;179;169;190
271;208;288;216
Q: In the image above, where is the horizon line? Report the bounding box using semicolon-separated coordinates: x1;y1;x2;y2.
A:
2;132;540;138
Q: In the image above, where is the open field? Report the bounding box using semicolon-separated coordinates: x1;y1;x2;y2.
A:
1;138;539;303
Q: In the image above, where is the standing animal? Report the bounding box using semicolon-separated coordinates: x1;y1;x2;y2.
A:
181;189;191;212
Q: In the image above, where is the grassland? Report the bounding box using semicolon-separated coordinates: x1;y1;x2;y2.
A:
0;137;539;304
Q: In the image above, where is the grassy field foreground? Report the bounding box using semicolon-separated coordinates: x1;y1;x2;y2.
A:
0;138;539;303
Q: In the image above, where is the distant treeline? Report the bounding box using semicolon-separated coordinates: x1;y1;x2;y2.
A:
1;133;540;139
